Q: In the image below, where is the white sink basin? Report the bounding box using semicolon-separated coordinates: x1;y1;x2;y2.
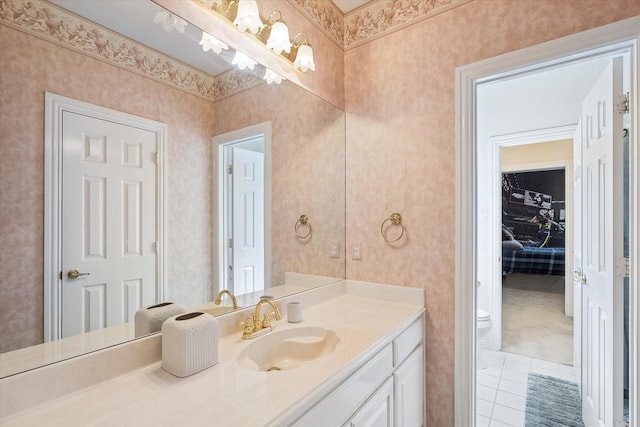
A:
237;326;340;372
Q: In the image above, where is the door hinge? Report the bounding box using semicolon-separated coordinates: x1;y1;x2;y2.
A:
228;238;233;248
227;164;233;174
617;92;629;114
153;241;160;254
615;257;630;278
154;152;160;164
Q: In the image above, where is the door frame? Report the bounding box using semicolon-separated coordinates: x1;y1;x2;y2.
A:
454;17;639;426
43;93;167;343
212;121;272;297
483;126;575;353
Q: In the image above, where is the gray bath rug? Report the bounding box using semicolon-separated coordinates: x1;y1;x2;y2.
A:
525;373;584;427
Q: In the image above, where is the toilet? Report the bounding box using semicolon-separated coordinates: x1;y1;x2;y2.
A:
476;309;492;370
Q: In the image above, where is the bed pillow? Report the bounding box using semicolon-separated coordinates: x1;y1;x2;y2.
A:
502;239;524;251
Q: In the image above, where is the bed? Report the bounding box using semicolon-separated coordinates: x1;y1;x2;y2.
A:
502;246;565;276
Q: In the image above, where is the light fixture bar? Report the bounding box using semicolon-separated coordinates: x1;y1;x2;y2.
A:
195;0;316;72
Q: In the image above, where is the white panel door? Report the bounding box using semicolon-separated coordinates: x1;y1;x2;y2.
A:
579;57;624;427
572;120;583;391
62;112;157;338
232;147;265;296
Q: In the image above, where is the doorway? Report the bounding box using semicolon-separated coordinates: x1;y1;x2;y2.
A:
213;122;272;299
455;18;638;427
501;167;571;364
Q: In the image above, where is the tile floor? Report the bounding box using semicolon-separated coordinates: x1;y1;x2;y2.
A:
476;349;577;427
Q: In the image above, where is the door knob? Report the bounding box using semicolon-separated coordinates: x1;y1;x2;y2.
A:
67;269;90;279
571;269;586;284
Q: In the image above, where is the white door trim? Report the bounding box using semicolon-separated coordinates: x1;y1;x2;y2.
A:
454;17;639;426
212;122;272;297
44;93;167;343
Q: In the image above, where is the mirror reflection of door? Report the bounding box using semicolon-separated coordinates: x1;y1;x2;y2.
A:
222;138;265;297
45;93;166;342
61;112;158;338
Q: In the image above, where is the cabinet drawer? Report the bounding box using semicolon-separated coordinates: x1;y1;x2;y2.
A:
292;343;393;426
393;317;423;367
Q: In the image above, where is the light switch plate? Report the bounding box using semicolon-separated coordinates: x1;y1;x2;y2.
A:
330;242;340;258
352;243;362;260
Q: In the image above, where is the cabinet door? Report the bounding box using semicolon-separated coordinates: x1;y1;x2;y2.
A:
394;344;424;427
344;378;394;427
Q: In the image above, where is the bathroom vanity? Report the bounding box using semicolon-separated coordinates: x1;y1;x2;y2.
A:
0;280;425;426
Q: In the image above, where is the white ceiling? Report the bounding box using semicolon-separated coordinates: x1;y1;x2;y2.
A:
332;0;372;13
477;56;617;146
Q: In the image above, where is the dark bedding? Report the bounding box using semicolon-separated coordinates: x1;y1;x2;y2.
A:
502;246;565;275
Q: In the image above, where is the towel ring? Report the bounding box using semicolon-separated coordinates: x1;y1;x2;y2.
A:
380;213;405;243
295;214;312;239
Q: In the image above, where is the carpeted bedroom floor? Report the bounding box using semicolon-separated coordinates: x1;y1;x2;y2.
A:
502;273;573;365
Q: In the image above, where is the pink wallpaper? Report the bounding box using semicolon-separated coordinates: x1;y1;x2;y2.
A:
344;1;640;425
2;0;639;424
0;26;215;353
214;81;346;285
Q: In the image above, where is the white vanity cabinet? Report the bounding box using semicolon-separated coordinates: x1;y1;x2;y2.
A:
345;377;395;427
394;344;425;427
291;315;425;427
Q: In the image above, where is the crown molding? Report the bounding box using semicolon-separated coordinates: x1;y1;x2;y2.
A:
343;0;472;49
213;66;265;102
287;0;345;48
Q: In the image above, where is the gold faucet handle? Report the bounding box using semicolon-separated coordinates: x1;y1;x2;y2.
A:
262;313;272;328
239;314;256;333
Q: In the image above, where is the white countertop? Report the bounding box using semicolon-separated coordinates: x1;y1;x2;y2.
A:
0;281;424;426
0;278;338;378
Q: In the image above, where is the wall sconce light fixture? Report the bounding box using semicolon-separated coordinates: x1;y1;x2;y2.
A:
154;11;187;33
291;32;315;72
198;0;316;73
263;11;291;55
199;31;229;54
264;68;285;84
233;0;264;34
231;50;257;70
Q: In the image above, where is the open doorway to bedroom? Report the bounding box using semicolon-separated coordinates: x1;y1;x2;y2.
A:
501;165;571;365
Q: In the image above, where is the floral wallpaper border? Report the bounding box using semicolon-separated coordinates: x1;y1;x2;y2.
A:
0;0;232;101
288;0;472;50
212;66;265;102
287;0;345;47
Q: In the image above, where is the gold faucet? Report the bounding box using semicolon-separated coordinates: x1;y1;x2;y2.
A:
241;298;282;340
214;289;238;309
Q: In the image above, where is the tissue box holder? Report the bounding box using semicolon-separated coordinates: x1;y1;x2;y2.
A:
134;302;185;337
162;312;219;377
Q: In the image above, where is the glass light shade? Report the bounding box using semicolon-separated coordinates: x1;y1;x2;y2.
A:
266;21;291;54
233;0;264;34
199;32;228;54
153;11;186;33
263;69;285;85
293;44;315;72
232;51;257;70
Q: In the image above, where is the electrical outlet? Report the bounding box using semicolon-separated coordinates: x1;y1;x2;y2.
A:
330;242;340;258
352;243;362;260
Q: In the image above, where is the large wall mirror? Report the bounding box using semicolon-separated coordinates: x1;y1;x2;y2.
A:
0;0;345;378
